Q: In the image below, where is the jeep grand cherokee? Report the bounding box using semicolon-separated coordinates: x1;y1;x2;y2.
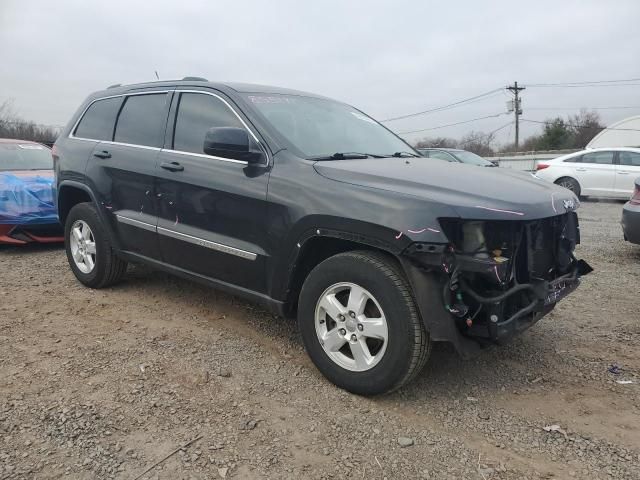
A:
54;78;591;395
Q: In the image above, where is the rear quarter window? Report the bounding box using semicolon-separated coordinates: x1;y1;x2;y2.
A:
74;97;123;141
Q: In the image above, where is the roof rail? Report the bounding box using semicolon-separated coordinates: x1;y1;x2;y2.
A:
182;76;208;81
107;83;122;89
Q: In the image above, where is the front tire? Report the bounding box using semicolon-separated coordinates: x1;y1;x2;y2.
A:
555;177;581;197
64;202;127;288
298;251;431;395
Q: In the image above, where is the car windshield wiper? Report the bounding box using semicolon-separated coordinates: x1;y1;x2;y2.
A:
311;152;385;161
390;151;420;158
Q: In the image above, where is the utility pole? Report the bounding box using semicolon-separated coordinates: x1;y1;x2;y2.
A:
507;81;525;149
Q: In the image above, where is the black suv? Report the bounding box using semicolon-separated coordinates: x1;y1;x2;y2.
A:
55;79;590;395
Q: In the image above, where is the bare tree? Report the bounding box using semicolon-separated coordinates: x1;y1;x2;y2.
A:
568;109;604;148
414;137;458;149
0;100;59;145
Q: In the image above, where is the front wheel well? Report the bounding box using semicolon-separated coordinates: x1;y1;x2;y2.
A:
58;185;92;226
554;176;581;196
285;236;397;316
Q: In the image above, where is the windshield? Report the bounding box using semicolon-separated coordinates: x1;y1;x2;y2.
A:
0;143;52;170
244;94;414;158
454;150;493;166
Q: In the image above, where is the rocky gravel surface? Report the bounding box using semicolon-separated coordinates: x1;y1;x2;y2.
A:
1;199;639;479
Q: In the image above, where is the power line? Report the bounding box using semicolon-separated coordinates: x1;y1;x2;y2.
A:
526;83;640;88
520;118;640;132
397;113;507;135
525;77;640;87
525;106;640;111
381;88;503;122
458;121;514;146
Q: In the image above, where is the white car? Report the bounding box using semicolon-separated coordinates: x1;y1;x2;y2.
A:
535;147;640;198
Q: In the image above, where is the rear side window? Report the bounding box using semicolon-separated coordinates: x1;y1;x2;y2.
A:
114;94;168;148
581;151;614;165
619;151;640;167
173;92;244;154
74;97;122;141
563;156;582;163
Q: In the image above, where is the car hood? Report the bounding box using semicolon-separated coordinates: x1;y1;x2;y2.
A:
314;158;578;220
0;170;58;225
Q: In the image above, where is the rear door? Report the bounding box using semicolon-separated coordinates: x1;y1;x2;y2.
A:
571;150;616;196
84;91;172;259
155;90;271;293
615;151;640;198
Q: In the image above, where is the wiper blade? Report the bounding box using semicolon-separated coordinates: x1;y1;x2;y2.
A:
391;151;420;158
311;152;384;161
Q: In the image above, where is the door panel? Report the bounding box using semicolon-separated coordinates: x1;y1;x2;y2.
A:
615;151;640;198
155;91;270;293
571;151;616;196
88;142;161;257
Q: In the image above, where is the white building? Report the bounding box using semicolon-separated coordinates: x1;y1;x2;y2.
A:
587;115;640;149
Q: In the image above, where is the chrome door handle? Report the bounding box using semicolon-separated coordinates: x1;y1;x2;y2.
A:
575;168;587;172
618;171;630;174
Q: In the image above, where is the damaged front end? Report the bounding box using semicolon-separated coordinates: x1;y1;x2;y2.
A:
404;212;592;353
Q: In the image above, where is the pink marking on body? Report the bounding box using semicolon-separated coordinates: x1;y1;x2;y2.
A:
407;227;441;234
474;206;525;216
395;231;403;239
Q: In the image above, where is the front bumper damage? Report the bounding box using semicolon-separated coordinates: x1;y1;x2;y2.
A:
401;211;592;357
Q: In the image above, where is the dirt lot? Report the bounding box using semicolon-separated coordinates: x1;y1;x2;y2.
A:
1;200;639;480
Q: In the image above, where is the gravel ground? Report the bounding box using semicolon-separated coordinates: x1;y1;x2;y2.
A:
1;199;639;480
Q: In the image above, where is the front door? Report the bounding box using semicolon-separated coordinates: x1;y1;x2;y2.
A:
614;151;640;198
155;90;270;293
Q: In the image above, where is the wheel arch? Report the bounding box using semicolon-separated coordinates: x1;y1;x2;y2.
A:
280;230;403;317
554;175;581;196
57;181;121;249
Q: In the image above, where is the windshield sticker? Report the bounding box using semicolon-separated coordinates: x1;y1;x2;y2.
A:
18;144;44;150
350;112;377;124
248;95;297;104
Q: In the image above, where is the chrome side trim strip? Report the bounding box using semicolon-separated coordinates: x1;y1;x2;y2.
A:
157;226;257;261
115;214;157;233
161;148;248;165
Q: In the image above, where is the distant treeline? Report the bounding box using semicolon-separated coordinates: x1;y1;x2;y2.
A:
0;101;60;146
414;109;605;156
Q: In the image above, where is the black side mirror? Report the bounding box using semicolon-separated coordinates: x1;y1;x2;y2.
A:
203;127;265;164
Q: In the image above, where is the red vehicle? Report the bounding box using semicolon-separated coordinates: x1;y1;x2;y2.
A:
0;139;63;244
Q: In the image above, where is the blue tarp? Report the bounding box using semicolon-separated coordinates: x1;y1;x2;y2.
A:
0;172;58;225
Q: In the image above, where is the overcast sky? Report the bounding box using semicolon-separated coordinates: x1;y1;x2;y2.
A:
1;0;639;146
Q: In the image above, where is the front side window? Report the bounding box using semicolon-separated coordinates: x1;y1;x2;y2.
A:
243;93;414;158
0;144;52;170
581;151;614;165
452;151;493;166
114;94;168;148
173;93;244;154
74;97;122;141
619;151;640;167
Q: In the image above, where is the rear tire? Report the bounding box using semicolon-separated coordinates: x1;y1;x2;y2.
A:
64;202;127;288
298;250;431;395
555;177;581;197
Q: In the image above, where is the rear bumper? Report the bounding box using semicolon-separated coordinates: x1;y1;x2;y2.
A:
0;223;64;245
622;202;640;245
